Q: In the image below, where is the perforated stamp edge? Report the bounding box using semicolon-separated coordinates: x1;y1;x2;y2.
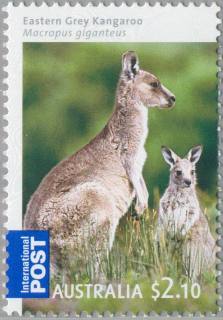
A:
0;0;222;317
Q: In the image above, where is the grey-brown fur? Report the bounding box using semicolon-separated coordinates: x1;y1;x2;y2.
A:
158;146;216;280
24;51;175;276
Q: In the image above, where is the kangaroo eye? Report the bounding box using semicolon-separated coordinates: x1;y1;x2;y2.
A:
150;81;159;88
176;170;182;176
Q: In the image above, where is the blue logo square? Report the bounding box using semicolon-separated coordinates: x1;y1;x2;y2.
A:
6;230;50;298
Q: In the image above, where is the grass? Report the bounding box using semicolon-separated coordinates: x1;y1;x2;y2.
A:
23;193;218;314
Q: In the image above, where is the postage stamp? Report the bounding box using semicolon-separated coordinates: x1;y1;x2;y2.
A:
2;0;221;316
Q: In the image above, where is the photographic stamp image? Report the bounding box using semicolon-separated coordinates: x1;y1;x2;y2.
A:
3;1;220;316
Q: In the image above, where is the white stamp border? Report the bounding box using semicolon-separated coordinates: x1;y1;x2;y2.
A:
0;0;222;317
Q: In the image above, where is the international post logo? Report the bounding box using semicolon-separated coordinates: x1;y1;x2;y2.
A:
6;230;50;298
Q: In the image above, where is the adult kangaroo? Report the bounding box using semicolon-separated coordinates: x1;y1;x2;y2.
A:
24;51;175;277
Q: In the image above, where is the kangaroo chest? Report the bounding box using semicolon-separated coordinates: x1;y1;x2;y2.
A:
160;190;200;235
134;106;149;173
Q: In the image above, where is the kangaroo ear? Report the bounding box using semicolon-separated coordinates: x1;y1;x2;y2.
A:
187;145;203;164
161;146;178;167
122;51;139;79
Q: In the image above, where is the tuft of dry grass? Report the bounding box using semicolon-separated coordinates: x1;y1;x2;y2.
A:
53;204;216;286
24;202;217;314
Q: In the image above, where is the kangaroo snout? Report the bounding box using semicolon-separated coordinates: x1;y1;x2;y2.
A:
158;85;176;109
168;95;176;107
184;179;191;187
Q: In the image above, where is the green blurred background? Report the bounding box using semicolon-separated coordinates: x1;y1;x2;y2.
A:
23;43;217;213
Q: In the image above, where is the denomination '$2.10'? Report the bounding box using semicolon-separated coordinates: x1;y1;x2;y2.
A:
151;277;201;301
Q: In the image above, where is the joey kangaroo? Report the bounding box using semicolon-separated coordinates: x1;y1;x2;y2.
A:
24;51;175;277
158;146;216;280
